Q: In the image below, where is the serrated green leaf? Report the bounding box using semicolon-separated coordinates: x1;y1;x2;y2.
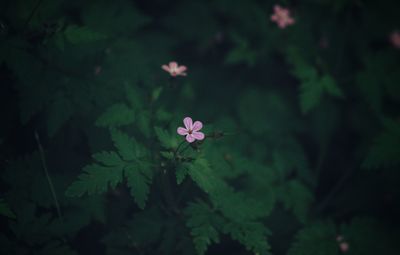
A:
110;129;137;161
65;163;123;197
287;221;338;255
125;163;151;209
278;180;313;223
155;127;178;149
188;158;219;194
64;25;107;44
92;151;123;166
223;221;271;255
176;163;189;184
185;201;222;255
96;103;135;127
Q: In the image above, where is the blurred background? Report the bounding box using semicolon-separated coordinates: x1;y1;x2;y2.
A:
1;0;400;254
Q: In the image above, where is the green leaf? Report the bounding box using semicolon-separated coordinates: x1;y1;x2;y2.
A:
96;103;135;128
66;163;123;196
223;221;271;255
92;151;123;166
64;25;107;44
110;129;137;161
363;119;400;169
176;163;189;184
160;151;174;160
155;127;178;149
321;75;343;98
188;158;219;194
185;201;222;255
125;163;152;209
0;199;16;219
287;221;338;255
300;79;323;114
278;180;314;223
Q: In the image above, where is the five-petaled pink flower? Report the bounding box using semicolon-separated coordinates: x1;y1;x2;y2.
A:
270;5;295;29
162;61;187;77
389;31;400;49
177;117;205;143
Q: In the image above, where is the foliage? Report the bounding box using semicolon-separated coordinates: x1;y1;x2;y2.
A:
1;0;400;254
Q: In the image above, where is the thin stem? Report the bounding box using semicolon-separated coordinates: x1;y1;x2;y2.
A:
174;140;186;158
35;131;63;221
314;166;357;215
23;0;43;31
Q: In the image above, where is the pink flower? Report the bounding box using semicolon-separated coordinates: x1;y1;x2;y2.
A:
339;242;349;253
390;31;400;49
177;117;205;143
162;61;187;77
270;5;295;29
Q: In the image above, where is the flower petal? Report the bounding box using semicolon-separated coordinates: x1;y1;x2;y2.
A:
176;65;187;74
162;65;171;72
177;127;188;136
191;131;205;141
186;134;195;143
192;121;203;131
169;61;178;69
183;117;193;130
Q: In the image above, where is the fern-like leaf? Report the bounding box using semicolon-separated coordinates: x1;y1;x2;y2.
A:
185;201;222;255
65;163;123;196
278;180;313;223
155;127;178;149
223;221;271;255
287;221;338;255
125;163;152;209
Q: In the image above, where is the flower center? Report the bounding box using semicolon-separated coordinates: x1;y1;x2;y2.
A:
188;129;193;134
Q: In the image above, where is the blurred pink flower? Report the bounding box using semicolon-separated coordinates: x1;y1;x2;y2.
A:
162;61;187;77
390;31;400;49
339;242;349;253
270;5;295;29
177;117;205;143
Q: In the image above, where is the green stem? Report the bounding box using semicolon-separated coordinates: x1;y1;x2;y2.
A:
23;0;43;31
35;131;63;222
